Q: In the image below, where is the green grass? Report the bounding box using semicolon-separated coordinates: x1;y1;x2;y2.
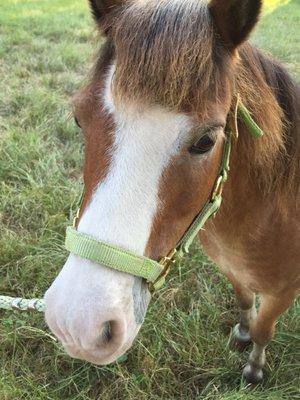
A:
0;1;299;399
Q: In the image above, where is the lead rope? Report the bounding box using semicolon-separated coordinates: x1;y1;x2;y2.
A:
0;296;45;312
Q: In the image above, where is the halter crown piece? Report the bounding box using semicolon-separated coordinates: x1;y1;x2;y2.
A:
0;98;264;311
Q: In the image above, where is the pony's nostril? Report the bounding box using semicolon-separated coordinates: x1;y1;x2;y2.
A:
102;321;112;343
98;319;126;350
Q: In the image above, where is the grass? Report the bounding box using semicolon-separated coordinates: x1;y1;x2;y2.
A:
0;0;299;399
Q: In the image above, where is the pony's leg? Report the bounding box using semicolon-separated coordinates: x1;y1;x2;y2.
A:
243;292;296;383
227;274;256;350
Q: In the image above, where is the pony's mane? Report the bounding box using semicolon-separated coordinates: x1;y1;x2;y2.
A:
236;44;300;197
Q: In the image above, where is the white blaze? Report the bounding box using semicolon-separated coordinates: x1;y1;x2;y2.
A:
45;64;192;365
79;65;191;253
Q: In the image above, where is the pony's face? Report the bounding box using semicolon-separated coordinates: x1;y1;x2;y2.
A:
45;0;261;365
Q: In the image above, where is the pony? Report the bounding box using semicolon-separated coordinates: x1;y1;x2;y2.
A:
45;0;300;383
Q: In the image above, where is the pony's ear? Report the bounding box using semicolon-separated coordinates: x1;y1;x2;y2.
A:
89;0;122;31
209;0;262;49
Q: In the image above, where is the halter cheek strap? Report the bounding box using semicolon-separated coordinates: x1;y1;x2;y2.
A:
64;98;263;291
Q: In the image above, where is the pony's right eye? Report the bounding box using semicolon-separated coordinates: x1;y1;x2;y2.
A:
189;133;216;155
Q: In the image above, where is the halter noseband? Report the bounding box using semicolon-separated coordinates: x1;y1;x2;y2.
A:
64;98;264;291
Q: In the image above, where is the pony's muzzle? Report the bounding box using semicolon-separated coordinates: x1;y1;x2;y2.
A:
45;301;129;365
44;254;146;365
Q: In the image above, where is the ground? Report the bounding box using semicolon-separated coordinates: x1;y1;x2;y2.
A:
0;1;299;399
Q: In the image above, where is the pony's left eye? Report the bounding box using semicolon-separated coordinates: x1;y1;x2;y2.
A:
189;133;216;155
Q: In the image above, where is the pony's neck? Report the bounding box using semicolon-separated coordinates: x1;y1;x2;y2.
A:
230;43;300;199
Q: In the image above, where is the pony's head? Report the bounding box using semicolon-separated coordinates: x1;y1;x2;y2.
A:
45;0;262;365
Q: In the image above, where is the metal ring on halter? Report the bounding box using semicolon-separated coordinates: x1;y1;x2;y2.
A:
11;298;23;310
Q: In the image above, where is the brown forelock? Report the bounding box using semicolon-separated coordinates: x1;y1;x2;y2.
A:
111;0;233;113
73;40;115;217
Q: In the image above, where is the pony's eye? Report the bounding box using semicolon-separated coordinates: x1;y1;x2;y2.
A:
189;133;216;155
74;117;81;128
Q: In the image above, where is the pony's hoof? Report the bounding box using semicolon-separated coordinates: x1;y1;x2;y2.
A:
231;323;252;352
242;363;264;384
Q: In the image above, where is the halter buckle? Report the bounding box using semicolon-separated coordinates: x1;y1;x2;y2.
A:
159;248;177;268
211;175;225;200
73;209;80;228
150;248;177;291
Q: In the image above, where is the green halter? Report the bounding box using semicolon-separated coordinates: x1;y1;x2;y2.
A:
65;99;263;291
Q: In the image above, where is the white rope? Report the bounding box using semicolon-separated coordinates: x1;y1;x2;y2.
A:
0;295;45;312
